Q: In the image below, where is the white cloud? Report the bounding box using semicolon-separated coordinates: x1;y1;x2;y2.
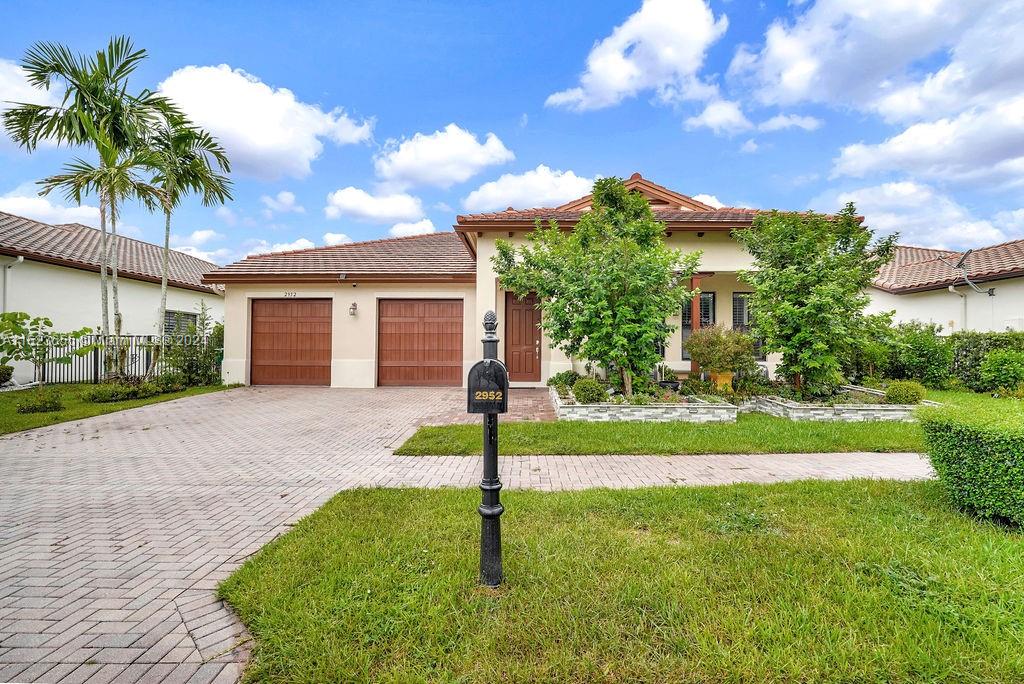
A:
462;165;595;212
389;219;436;237
758;113;822;132
812;181;1012;250
0;191;99;225
739;139;759;154
158;64;372;180
245;237;316;255
324;187;423;223
260;190;305;218
993;208;1024;232
171;229;224;247
692;193;724;208
174;245;235;264
832;96;1024;186
374;123;514;189
214;206;237;226
0;59;61;150
546;0;728;111
684;100;752;135
322;232;352;246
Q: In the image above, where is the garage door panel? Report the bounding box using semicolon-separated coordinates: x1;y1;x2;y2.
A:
377;299;462;386
251;299;332;385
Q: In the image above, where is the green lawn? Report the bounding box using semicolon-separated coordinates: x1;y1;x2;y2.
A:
396;390;1017;455
221;482;1024;683
0;383;233;435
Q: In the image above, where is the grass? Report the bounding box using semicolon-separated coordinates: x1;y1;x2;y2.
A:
0;383;233;435
220;481;1024;683
395;389;1017;456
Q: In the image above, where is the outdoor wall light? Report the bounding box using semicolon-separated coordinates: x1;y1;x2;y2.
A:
348;302;358;316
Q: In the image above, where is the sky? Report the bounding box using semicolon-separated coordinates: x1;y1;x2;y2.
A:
2;0;1023;264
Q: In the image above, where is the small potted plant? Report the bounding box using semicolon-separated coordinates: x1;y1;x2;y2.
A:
656;363;679;391
684;325;756;391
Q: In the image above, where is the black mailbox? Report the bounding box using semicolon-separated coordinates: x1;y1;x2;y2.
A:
467;359;509;413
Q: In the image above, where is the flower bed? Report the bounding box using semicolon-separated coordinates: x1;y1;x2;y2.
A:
550;387;737;423
737;385;940;422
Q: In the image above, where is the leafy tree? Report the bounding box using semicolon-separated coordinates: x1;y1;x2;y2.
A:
147;115;231;370
0;312;93;392
2;37;177;346
735;204;896;396
493;177;700;396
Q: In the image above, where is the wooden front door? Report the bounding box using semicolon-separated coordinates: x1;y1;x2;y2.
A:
377;299;463;386
505;292;541;382
250;299;332;385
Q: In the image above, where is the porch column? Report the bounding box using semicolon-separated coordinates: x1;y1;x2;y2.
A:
689;275;701;377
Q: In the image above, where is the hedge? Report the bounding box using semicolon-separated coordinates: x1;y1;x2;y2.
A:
950;330;1024;391
921;405;1024;526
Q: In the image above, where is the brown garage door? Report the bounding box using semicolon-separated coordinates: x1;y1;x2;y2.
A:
250;299;332;385
378;299;463;386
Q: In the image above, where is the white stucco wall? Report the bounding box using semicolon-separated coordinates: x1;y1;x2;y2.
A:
220;281;477;388
866;278;1024;334
1;257;224;383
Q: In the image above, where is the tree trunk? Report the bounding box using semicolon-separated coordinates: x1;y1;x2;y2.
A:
98;190;111;378
621;367;633;397
109;196;122;376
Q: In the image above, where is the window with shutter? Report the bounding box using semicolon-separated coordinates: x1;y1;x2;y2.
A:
732;292;765;360
164;310;198;334
682;292;715;360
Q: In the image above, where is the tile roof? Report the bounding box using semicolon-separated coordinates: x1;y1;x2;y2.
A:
874;241;1024;293
0;210;220;294
456;207;760;224
203;231;475;283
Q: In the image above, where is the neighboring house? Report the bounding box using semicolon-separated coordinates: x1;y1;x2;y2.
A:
1;210;224;382
868;241;1024;334
204;173;776;388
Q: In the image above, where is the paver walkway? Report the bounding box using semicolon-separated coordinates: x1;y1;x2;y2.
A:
0;387;933;683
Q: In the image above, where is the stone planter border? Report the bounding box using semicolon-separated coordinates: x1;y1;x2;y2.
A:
737;386;940;422
549;387;737;423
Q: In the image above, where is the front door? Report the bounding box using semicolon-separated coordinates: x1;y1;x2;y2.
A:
505;292;541;382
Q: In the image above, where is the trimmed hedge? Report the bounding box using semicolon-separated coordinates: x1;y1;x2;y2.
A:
950;331;1024;391
921;406;1024;526
571;377;607;404
884;380;925;404
84;382;162;403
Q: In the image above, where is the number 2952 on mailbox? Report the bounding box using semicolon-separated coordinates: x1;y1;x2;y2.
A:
467;359;509;414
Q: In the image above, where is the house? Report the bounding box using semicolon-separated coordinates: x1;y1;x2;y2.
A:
204;173;776;388
868;240;1024;333
1;210;225;382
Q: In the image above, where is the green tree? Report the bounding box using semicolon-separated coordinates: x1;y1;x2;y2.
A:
735;204;896;395
493;178;700;396
0;312;93;392
2;37;177;344
149;115;231;368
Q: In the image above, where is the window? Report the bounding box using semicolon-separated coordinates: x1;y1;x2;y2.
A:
164;310;197;334
732;292;765;360
682;292;715;360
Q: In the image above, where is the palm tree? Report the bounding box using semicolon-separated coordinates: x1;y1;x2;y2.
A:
38;138;164;374
2;37;177;347
148;114;231;369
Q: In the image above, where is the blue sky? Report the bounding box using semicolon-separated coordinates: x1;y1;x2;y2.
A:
2;0;1022;262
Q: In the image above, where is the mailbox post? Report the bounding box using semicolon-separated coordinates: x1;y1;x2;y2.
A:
467;311;509;587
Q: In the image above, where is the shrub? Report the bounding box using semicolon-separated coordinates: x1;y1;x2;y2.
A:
571;377;607;404
978;349;1024;393
950;330;1024;391
84;382;161;403
0;364;12;384
885;322;952;388
162;303;222;387
678;378;716;395
546;370;581;388
154;371;188;394
16;391;63;413
884;380;926;404
551;383;571;400
684;325;756;374
922;409;1024;525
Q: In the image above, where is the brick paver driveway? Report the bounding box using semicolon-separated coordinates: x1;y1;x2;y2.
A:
0;387;932;683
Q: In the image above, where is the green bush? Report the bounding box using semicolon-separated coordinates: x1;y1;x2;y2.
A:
678;378;716;396
84;381;162;403
162;303;222;387
922;409;1024;525
154;371;188;394
572;377;607;404
684;325;756;373
0;365;12;384
885;322;952;388
551;383;571;400
978;349;1024;393
546;370;581;388
950;330;1024;391
16;391;64;413
884;380;926;404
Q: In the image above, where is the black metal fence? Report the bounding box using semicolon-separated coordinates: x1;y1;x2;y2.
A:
34;334;222;384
